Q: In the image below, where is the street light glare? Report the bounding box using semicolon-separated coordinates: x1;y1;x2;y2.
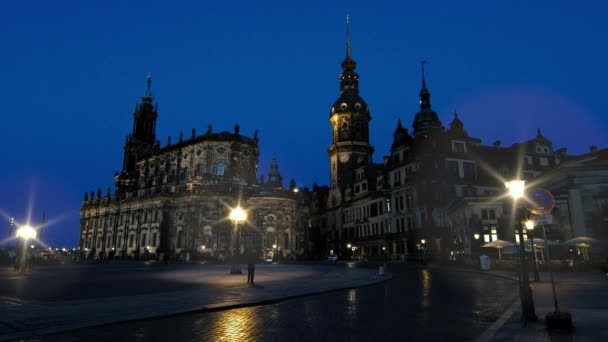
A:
505;180;526;199
229;207;247;223
16;225;37;240
525;220;535;230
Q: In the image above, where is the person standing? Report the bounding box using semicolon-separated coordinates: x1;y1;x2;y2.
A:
247;254;255;285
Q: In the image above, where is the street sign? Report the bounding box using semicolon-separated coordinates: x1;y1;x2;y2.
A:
527;188;555;215
532;213;553;225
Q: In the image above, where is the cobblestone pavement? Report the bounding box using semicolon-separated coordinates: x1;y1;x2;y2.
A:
20;264;519;342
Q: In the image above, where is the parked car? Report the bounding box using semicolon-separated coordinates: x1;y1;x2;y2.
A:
327;254;338;261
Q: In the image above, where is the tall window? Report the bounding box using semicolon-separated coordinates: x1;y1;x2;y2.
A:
214;161;225;176
463;162;476;179
176;230;183;249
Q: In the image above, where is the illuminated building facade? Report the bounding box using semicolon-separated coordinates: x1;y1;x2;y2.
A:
78;76;307;261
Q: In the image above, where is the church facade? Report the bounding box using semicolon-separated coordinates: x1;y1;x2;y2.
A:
78;76;307;261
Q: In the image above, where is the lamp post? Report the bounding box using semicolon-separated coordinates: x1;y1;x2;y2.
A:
229;207;247;274
505;180;537;323
15;225;37;272
525;220;540;282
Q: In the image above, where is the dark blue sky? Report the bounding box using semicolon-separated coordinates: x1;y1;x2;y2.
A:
1;0;607;248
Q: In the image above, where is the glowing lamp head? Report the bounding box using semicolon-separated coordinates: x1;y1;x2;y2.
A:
229;207;247;223
16;225;37;240
505;180;526;200
474;233;480;240
272;244;277;249
421;239;426;244
525;220;535;230
347;243;351;248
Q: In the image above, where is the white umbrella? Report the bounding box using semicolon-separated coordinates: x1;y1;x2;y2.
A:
561;236;601;261
481;240;515;261
561;236;600;246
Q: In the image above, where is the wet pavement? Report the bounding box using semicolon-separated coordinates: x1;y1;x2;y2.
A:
20;264;519;342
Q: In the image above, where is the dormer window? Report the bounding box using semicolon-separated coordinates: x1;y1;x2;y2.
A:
452;140;466;153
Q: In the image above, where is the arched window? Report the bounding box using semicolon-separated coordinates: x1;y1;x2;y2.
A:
176;230;183;248
214;161;225;176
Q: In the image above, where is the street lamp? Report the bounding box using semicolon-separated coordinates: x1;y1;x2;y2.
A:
505;180;537;322
229;207;247;274
16;225;37;271
525;219;540;282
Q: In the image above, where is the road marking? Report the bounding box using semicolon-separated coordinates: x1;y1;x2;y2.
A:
474;298;520;342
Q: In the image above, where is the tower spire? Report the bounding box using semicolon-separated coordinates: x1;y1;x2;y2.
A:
346;13;351;59
419;60;431;109
421;60;427;88
341;14;356;72
142;72;153;102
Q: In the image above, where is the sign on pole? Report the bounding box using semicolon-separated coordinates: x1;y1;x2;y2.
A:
527;188;555;215
532;213;553;225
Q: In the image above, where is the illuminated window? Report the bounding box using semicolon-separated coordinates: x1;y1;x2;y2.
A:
484;235;490;243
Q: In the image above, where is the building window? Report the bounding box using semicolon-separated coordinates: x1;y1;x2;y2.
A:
176;230;183;249
452;141;466;153
214;161;225;176
152;232;157;247
481;209;496;220
141;234;147;247
405;193;413;209
128;234;134;248
463;162;476;179
446;160;459;177
540;157;549;166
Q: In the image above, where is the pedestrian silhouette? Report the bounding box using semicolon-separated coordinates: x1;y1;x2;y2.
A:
247;253;256;285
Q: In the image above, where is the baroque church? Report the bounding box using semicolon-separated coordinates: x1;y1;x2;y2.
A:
78;76;308;262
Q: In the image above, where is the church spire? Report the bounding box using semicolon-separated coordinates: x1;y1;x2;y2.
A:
419;60;431;109
142;72;153;103
346;13;351;60
341;14;356;72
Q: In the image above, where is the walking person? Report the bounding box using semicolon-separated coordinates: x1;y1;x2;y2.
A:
247;253;256;285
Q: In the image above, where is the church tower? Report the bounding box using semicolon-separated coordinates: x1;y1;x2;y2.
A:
327;16;374;207
120;74;159;181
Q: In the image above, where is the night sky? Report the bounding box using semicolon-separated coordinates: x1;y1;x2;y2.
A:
1;0;607;248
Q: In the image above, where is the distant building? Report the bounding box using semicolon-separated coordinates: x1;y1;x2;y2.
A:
79;76;307;261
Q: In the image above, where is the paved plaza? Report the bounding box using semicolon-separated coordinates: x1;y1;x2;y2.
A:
0;262;606;341
0;262;388;341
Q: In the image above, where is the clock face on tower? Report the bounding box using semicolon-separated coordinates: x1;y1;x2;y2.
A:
339;153;350;163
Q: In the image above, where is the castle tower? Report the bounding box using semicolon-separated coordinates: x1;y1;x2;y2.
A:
327;15;374;207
